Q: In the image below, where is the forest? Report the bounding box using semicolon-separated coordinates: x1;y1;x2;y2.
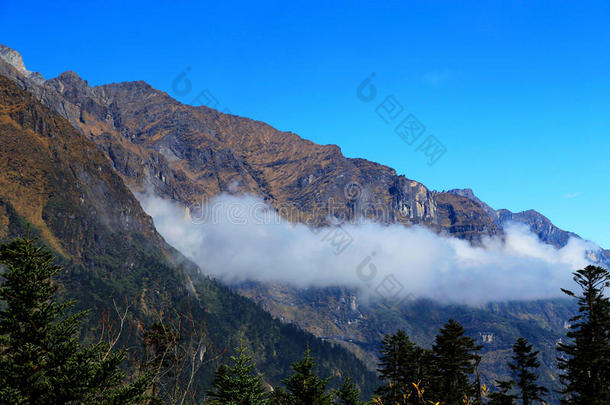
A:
0;235;608;404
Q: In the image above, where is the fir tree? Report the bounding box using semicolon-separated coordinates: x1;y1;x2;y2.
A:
508;338;547;405
0;235;150;404
271;347;333;405
207;342;269;405
557;265;610;405
430;319;482;405
375;329;432;404
334;377;363;405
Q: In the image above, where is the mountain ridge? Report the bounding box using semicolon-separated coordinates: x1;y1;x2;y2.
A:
1;44;598;252
0;64;378;397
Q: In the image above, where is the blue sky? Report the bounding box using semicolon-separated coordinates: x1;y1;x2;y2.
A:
1;0;609;247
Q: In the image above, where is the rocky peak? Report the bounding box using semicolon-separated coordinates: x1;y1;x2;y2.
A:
47;71;93;97
496;208;579;248
445;188;499;224
0;45;27;72
448;188;476;200
0;45;44;84
56;70;88;85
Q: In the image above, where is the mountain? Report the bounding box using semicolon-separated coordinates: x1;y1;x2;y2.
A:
0;44;605;402
445;188;590;250
0;70;377;397
0;48;498;243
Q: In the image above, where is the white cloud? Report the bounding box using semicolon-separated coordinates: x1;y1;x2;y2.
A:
138;193;596;305
563;192;581;199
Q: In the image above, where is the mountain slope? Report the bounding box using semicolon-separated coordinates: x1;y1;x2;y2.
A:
0;73;377;396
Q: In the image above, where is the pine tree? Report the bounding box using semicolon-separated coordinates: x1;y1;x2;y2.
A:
508;338;547;405
375;330;409;403
557;265;610;405
334;377;363;405
0;235;150;404
271;348;333;405
430;319;482;405
375;330;432;404
207;342;269;405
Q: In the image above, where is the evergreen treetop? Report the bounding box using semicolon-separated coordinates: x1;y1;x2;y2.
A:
0;235;150;404
557;265;610;405
207;342;270;405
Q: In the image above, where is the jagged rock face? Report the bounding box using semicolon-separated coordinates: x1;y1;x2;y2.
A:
0;53;445;231
0;45;44;84
447;188;585;248
390;176;438;224
445;187;590;249
0;45;27;72
446;188;499;225
434;192;501;242
87;81;443;228
496;209;579;248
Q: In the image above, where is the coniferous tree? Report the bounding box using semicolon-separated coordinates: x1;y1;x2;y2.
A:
334;377;363;405
508;338;547;405
271;348;333;405
207;342;269;405
557;265;610;405
0;235;150;404
375;330;409;403
375;330;432;404
430;319;482;405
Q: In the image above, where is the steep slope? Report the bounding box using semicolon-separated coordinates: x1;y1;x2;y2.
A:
236;282;575;402
0;50;452;238
0;74;377;395
433;191;500;241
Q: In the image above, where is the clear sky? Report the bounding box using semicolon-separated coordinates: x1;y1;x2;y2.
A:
1;0;608;247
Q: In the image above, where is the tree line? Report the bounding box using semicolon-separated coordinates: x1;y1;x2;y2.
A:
0;235;608;404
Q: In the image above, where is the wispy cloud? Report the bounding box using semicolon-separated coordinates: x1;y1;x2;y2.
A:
138;193;596;305
563;192;581;199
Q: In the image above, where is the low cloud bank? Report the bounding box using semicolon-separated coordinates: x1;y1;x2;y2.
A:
138;193;596;304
